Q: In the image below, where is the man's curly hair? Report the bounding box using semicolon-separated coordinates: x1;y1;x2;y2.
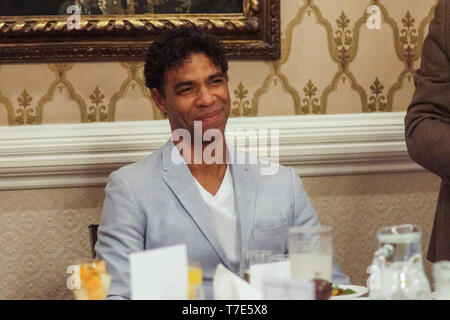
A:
144;26;228;93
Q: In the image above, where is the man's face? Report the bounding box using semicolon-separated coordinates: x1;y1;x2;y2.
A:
151;53;231;137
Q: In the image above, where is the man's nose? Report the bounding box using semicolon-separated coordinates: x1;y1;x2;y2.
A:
196;86;215;107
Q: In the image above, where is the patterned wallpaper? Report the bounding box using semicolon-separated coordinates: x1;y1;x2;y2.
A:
0;0;439;125
0;172;440;299
0;188;105;299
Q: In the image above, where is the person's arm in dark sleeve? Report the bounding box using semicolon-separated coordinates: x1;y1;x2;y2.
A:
405;0;450;183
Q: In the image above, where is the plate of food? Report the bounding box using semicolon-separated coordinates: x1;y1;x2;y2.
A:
330;284;369;300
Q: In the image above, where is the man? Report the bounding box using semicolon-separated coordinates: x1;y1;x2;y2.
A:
405;0;450;263
95;26;349;299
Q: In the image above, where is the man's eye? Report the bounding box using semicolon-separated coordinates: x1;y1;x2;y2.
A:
211;78;224;85
178;87;193;94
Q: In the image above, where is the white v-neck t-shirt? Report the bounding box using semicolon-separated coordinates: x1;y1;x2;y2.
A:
194;165;240;272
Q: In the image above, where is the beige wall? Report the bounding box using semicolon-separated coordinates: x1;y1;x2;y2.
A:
0;171;440;299
0;0;439;125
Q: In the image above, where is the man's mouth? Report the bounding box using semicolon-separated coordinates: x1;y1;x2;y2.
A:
196;110;222;124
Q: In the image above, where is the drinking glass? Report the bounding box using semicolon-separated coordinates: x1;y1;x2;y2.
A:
188;261;204;300
288;225;333;282
70;259;111;300
244;249;275;283
269;254;289;263
433;261;450;300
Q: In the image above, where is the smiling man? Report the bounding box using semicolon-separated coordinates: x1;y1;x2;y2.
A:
95;26;349;300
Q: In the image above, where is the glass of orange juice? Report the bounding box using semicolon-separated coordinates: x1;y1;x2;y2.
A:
70;259;111;300
188;261;204;300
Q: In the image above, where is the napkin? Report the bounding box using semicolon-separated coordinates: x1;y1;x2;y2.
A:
129;244;188;300
249;261;314;299
262;278;315;300
250;261;290;293
213;264;263;300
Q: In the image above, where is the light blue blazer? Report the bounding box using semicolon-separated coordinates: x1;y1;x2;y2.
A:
95;139;350;299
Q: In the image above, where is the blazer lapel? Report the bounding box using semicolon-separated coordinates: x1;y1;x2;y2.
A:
160;139;231;269
230;150;259;277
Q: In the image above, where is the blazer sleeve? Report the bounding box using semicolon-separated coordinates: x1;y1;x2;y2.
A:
94;170;146;300
405;0;450;183
289;167;350;285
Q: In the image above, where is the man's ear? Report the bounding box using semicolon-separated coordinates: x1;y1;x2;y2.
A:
150;88;168;115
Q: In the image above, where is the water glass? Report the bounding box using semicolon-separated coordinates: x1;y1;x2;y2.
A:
288;225;333;282
269;254;289;263
244;249;275;282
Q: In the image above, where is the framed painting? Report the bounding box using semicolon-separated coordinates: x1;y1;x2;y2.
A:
0;0;280;63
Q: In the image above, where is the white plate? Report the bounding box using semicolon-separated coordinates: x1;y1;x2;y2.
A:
330;285;369;300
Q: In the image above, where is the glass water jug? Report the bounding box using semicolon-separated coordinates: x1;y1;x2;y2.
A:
368;224;431;300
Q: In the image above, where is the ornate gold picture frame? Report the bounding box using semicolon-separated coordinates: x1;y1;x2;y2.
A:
0;0;280;63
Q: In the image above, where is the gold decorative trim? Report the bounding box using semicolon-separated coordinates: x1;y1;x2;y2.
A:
321;70;367;113
399;11;418;70
412;1;439;63
251;63;300;115
35;64;88;124
334;11;353;69
347;9;374;67
303;1;340;66
231;82;252;117
279;1;310;64
107;62;160;121
0;89;14;125
368;77;387;112
344;4;392;112
321;72;344;114
345;70;369;113
376;4;407;65
0;0;280;63
15;89;35;125
254;1;317;115
87;87;108;122
387;69;413;112
301;80;320;114
384;1;439;112
366;4;437;111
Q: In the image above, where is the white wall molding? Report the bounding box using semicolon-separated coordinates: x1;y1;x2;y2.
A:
0;112;423;190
